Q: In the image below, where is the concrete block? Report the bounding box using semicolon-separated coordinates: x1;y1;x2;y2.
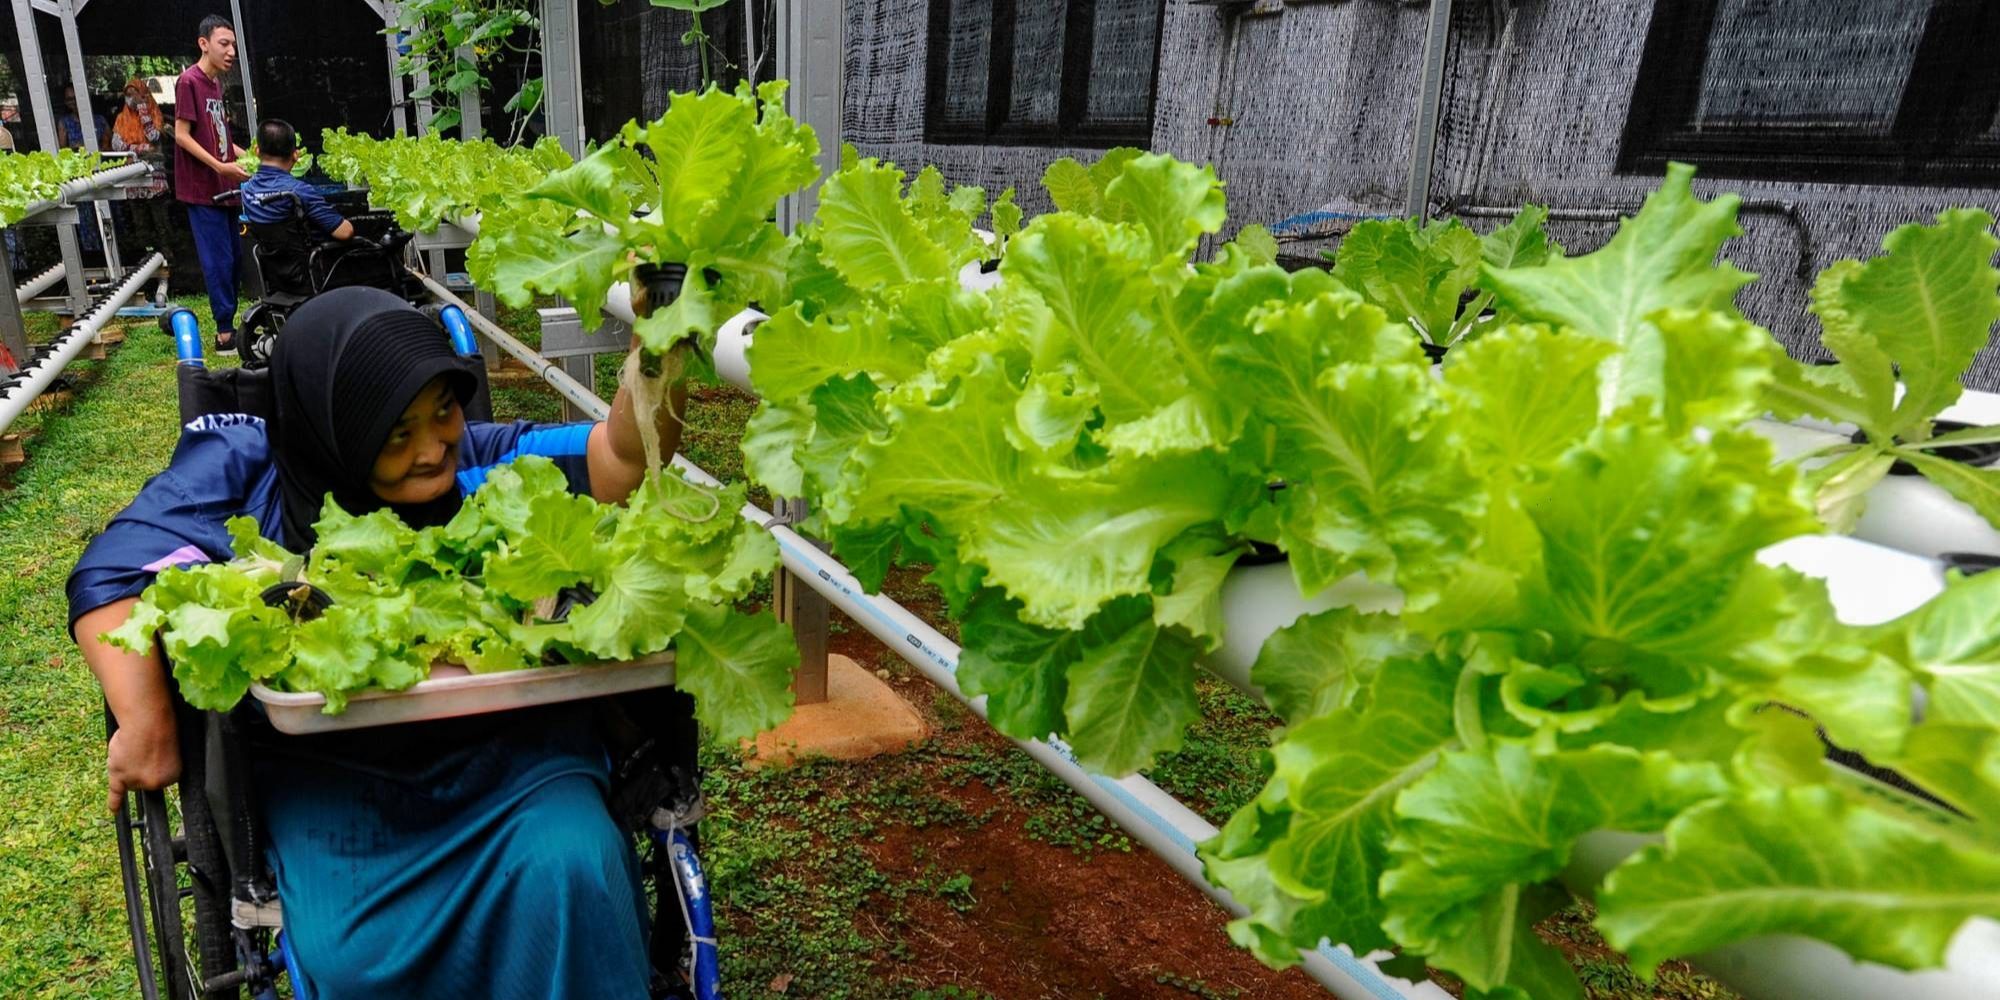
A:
746;653;929;768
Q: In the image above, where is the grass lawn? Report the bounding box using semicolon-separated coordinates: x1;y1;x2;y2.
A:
0;299;1735;1000
0;304;218;998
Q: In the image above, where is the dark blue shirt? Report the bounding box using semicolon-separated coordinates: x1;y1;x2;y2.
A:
66;413;595;633
241;165;346;238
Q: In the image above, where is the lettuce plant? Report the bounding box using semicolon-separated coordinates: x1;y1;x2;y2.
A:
106;456;797;740
1325;206;1559;351
1200;167;2000;999
0;148;105;226
471;80;820;356
744;149;1494;773
744;150;2000;996
317;127;571;233
786;146;1018;320
1762;209;2000;531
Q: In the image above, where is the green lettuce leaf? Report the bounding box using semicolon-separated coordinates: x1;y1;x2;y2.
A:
1204;655;1459;965
1597;786;2000;975
1482;163;1754;415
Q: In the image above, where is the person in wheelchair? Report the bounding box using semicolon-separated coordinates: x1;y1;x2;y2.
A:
241;118;405;301
68;288;693;999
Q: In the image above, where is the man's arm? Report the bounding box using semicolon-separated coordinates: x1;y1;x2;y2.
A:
173;118;248;184
76;598;180;814
299;187;355;241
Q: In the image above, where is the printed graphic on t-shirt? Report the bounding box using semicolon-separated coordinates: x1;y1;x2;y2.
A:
206;97;226;157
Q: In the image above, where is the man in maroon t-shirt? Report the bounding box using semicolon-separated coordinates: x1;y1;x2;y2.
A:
172;15;249;354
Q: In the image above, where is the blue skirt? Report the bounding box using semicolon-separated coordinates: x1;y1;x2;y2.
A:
253;705;652;1000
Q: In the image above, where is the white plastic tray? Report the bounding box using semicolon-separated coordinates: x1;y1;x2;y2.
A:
250;653;676;735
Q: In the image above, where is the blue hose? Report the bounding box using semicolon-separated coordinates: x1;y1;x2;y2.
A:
655;827;723;1000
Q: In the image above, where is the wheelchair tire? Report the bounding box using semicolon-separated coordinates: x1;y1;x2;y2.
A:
115;796;169;1000
133;789;197;1000
177;713;243;998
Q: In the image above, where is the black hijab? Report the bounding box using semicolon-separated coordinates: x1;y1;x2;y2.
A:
269;287;481;551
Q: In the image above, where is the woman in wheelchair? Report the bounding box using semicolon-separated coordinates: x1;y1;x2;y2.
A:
67;287;691;998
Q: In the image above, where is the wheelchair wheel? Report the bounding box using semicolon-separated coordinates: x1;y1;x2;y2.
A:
111;704;255;1000
238;304;283;371
177;710;246;997
121;789;195;1000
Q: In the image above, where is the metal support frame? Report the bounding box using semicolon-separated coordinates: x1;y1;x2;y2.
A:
541;0;585;157
533;305;617;421
1403;0;1454;222
772;497;831;704
52;0;121;277
382;4;410;134
413;222;502;368
11;0;90;317
413;61;434;134
774;0;841;231
456;44;481;139
228;0;257;129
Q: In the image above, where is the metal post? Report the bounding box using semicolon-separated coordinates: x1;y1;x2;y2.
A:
541;0;585;156
773;0;840;231
12;1;89;315
1403;0;1454;222
227;0;257;129
456;44;481;139
384;11;408;134
474;287;501;371
556;355;593;421
773;496;830;705
56;0;121;276
413;61;433;134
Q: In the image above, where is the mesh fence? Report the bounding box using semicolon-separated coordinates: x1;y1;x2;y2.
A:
840;0;2000;386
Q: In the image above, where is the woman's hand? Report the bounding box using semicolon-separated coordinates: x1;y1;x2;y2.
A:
106;712;180;814
75;598;183;813
586;333;690;505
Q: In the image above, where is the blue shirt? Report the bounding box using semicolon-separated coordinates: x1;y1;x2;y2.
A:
66;413;595;633
241;165;346;238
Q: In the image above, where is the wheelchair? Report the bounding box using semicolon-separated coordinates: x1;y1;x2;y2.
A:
115;315;721;1000
221;187;426;370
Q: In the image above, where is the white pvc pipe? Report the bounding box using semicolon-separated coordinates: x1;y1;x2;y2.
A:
9;162;155;227
0;253;162;436
1204;565;1401;702
15;263;65;304
746;513;1449;1000
1745;386;2000;559
712;308;762;392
